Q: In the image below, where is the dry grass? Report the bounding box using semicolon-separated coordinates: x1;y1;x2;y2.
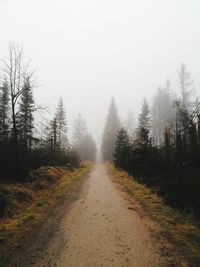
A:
107;163;200;267
0;162;91;260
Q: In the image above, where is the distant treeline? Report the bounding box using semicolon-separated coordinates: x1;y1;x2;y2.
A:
102;64;200;217
0;44;96;181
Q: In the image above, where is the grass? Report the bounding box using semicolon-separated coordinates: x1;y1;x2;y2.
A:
0;162;91;262
107;163;200;267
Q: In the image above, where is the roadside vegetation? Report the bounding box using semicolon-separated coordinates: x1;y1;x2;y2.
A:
0;43;96;182
0;42;97;265
0;162;91;264
107;164;200;267
102;65;200;219
101;65;200;267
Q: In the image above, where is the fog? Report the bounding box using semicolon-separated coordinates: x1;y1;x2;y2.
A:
0;0;200;146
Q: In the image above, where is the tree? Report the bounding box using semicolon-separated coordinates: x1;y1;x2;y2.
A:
151;81;175;146
124;109;136;142
114;128;130;170
79;134;97;161
0;82;10;142
18;77;35;150
45;99;68;163
102;97;120;161
1;43;33;175
176;63;194;136
178;63;194;111
55;97;68;152
73;113;87;152
137;98;151;148
50;117;58;162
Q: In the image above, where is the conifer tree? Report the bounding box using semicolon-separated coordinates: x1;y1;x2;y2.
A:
79;134;97;161
0;82;10;142
124;109;136;142
73;114;87;152
18;77;35;150
137;98;151;148
50;117;58;161
55;97;68;151
151;81;175;146
177;63;194;132
102;97;120;161
114;128;130;170
178;63;194;111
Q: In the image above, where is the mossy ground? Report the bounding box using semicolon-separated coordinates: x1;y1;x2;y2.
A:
0;162;91;261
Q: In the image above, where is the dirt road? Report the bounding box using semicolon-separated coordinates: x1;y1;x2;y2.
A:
27;163;174;267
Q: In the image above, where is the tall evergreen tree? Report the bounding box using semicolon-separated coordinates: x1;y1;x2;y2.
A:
50;117;58;161
73;114;87;152
177;63;194;134
178;63;194;111
137;98;151;148
47;99;68;162
102;97;120;161
79;134;97;161
114;128;130;170
151;81;175;146
55;97;68;152
0;82;10;142
124;109;136;142
18;77;35;150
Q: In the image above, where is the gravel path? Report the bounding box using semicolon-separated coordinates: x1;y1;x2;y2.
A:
31;164;167;267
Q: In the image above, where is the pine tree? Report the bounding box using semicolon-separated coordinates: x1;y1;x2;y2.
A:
73;114;87;152
124;109;136;142
102;97;120;161
79;134;97;161
18;77;35;150
137;98;151;148
178;63;194;111
47;98;68;162
0;82;10;142
177;63;194;134
55;97;68;152
50;117;58;161
114;128;130;170
151;81;175;146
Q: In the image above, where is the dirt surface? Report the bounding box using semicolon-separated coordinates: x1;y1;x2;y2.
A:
6;164;185;267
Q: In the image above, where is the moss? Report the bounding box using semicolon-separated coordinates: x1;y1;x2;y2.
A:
0;162;91;261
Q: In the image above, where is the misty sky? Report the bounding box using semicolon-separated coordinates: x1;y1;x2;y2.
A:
0;0;200;145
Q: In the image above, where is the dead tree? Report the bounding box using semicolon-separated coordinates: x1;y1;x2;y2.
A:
1;43;33;177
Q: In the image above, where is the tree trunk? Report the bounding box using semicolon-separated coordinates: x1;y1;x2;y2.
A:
11;99;19;177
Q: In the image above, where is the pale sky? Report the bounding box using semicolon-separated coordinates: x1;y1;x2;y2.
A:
0;0;200;145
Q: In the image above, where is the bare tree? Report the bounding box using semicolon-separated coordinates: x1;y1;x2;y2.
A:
1;43;33;175
178;63;194;111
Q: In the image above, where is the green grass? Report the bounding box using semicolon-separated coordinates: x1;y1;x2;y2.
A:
107;163;200;267
0;162;91;261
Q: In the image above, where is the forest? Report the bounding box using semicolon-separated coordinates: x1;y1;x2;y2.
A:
102;64;200;218
1;43;200;219
0;44;96;181
1;43;200;220
1;1;200;266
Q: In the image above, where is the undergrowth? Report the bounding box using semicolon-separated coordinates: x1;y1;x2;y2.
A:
0;162;91;262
